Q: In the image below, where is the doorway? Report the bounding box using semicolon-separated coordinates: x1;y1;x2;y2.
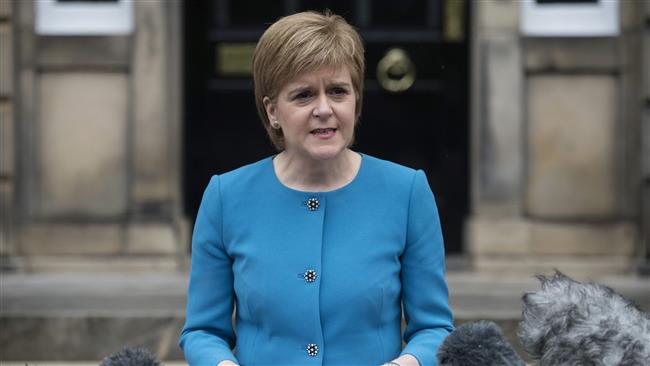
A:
183;0;470;253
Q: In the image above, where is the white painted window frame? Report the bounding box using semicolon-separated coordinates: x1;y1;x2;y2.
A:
35;0;133;35
521;0;619;37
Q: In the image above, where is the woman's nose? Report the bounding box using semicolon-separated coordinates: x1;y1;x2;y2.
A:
313;93;333;119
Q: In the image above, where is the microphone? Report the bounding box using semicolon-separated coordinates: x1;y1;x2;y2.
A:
99;346;163;366
437;320;525;366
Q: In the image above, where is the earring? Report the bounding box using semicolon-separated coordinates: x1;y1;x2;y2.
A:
272;121;280;129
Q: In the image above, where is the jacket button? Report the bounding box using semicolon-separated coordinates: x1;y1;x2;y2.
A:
306;343;319;356
304;269;317;283
306;197;320;211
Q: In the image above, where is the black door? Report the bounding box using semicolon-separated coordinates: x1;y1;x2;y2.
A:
184;0;469;253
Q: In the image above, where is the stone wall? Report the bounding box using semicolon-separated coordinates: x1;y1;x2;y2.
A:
469;0;645;276
9;0;185;272
4;0;647;276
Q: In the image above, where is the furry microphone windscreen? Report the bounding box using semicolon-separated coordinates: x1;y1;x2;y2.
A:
519;271;650;366
99;346;163;366
437;320;526;366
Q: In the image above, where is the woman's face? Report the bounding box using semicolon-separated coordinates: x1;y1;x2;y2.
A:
264;66;356;161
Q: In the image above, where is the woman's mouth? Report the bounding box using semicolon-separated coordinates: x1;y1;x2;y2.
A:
310;128;337;139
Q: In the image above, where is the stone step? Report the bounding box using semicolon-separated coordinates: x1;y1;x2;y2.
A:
1;272;648;362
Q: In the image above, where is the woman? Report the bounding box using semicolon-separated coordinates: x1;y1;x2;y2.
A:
180;11;454;366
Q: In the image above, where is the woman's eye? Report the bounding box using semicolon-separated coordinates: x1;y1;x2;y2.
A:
294;91;312;100
330;87;349;96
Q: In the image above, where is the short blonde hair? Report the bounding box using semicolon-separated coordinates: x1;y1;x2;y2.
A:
252;11;365;150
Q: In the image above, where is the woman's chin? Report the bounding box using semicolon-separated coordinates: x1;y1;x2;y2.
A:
307;145;347;161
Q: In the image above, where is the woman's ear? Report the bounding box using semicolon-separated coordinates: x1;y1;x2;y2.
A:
263;96;277;125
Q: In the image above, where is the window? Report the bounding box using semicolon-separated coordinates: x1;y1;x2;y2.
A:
35;0;133;35
521;0;619;36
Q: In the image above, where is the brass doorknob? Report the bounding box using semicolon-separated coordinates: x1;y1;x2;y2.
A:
376;48;416;93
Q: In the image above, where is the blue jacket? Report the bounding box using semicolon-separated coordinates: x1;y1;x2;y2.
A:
180;154;454;366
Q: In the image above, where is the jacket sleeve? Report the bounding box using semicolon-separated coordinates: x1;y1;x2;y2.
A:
399;170;454;366
179;175;239;366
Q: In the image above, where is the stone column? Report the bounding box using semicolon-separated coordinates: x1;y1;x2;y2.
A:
0;0;16;270
127;0;186;259
468;0;529;263
641;2;650;274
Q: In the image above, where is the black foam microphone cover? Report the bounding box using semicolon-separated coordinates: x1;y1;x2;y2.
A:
437;320;525;366
99;346;163;366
